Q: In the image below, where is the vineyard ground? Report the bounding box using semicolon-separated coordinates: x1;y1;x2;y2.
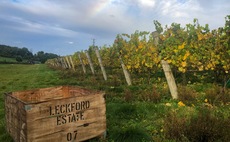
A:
0;64;230;141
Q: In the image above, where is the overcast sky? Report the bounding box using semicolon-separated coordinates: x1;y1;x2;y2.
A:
0;0;229;56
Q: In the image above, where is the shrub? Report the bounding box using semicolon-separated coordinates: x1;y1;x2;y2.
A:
205;84;230;105
124;89;134;102
15;56;23;62
164;107;230;142
138;85;162;103
187;109;230;142
177;85;197;105
164;111;189;142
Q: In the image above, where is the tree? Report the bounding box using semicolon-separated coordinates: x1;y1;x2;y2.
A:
16;56;23;62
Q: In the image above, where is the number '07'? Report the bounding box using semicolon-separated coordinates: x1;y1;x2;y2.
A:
67;130;78;141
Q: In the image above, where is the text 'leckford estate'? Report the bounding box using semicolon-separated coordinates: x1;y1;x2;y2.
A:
49;100;90;125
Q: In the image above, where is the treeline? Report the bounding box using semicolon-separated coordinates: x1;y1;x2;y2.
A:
0;44;59;63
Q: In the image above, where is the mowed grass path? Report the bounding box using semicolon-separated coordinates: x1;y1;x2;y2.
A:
0;64;67;141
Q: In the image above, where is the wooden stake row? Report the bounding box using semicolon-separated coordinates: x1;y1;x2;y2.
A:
46;34;178;99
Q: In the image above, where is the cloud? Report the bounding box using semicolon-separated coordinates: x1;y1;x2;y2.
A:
138;0;156;8
0;0;229;55
67;41;74;45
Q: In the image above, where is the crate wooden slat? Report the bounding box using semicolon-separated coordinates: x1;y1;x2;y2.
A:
5;86;106;142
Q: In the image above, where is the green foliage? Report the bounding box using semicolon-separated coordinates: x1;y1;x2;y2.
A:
0;45;33;59
153;20;163;33
0;44;59;64
34;51;59;63
15;55;23;62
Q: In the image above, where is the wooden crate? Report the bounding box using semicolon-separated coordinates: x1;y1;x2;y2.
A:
4;86;106;142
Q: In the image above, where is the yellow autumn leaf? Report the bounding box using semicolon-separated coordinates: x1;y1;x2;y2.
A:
178;42;185;50
141;60;145;65
124;55;128;59
183;51;190;60
147;53;151;57
145;62;152;68
126;65;131;70
167;60;172;63
178;67;186;73
134;63;139;69
197;32;204;41
150;47;156;52
138;43;143;49
173;49;178;53
178;101;185;107
198;65;204;71
181;61;187;67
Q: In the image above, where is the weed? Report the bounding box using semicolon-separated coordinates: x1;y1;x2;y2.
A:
205;84;230;105
164;107;230;142
110;125;152;142
186;107;230;142
124;89;134;102
177;85;197;105
164;111;189;141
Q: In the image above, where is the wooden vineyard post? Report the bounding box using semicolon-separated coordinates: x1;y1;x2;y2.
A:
85;50;95;75
56;58;61;68
78;52;86;74
119;55;132;86
60;57;65;69
54;58;59;67
59;57;64;68
95;47;107;81
153;31;178;99
65;56;71;69
63;57;69;69
52;59;56;67
69;55;76;71
61;57;68;69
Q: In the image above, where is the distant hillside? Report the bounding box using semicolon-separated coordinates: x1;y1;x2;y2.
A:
0;44;59;63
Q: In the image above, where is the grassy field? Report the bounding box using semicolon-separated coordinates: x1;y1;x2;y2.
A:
0;64;230;141
0;56;17;63
0;56;28;64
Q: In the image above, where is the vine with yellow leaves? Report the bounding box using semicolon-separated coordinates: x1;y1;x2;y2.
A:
46;15;229;86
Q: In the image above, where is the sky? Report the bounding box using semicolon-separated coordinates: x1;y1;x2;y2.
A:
0;0;229;56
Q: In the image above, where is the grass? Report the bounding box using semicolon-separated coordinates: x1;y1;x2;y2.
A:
0;56;28;64
0;64;77;141
0;56;17;63
0;64;230;141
